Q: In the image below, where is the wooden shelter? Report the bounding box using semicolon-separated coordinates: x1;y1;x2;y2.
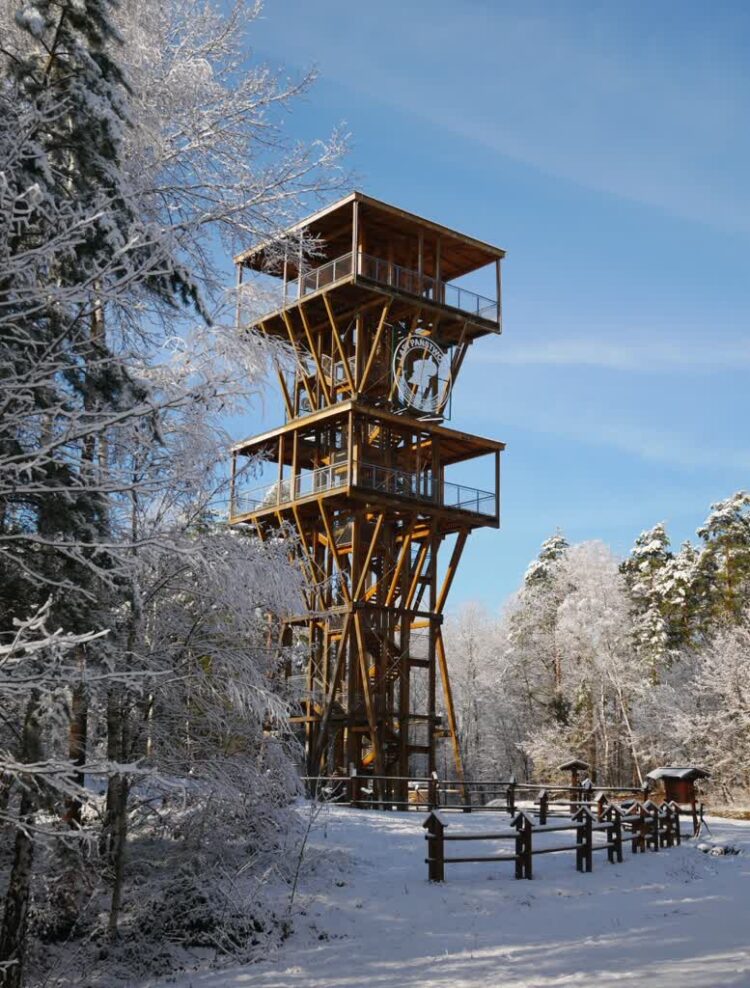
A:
646;766;709;835
229;192;506;802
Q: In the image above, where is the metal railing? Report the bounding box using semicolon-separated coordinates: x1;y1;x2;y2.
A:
231;461;495;518
292;250;499;324
358;253;499;323
443;480;495;515
358;461;435;501
232;464;347;515
300;252;354;295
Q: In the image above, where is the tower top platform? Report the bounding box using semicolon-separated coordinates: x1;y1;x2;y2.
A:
234;190;506;282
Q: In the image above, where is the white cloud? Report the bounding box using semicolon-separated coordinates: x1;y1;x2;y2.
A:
489;338;750;373
260;2;750;233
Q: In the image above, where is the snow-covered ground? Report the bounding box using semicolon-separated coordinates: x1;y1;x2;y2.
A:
152;805;750;988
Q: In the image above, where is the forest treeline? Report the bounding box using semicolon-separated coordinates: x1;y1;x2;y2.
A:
0;1;343;985
446;493;750;800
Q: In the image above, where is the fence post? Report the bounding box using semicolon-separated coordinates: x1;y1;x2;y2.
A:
659;802;671;848
513;811;533;880
644;800;660;852
603;805;615;863
596;792;609;821
423;811;446;882
669;801;681;845
611;805;624;863
632;803;646;853
349;764;359;808
462;780;472;814
506;776;516;817
583;808;593;873
429;771;439;811
538;789;548;825
574;808;584;872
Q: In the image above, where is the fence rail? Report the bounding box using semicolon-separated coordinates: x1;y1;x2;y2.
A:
301;771;655;817
424;800;682;883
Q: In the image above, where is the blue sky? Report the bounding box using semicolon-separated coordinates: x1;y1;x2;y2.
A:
239;0;750;609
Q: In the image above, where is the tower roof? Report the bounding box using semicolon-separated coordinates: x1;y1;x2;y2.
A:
235;190;506;282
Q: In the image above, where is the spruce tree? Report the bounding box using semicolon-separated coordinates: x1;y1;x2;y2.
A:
0;3;200;979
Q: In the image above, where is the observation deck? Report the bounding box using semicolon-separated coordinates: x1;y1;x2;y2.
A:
230;400;503;534
236;191;505;349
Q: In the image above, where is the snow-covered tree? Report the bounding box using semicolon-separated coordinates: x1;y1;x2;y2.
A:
0;0;344;981
696;491;750;624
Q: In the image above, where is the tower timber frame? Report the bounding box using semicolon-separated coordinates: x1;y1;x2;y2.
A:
229;192;506;800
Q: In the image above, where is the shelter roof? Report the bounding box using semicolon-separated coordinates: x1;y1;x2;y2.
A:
646;766;710;781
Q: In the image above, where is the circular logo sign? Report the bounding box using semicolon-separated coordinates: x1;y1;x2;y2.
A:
392;335;451;415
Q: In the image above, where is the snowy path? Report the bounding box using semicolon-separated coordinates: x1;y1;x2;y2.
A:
159;807;750;988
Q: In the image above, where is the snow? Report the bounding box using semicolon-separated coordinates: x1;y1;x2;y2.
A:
150;805;750;988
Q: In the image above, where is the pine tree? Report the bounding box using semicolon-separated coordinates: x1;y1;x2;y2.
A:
0;3;200;978
621;524;673;683
696;491;750;624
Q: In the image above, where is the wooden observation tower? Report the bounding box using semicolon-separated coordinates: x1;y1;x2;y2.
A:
229;192;505;797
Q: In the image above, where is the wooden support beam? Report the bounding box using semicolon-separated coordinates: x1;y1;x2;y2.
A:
299;302;332;407
229;451;237;517
259;321;294;420
386;516;416;606
405;541;429;610
359;301;391;394
496;258;502;329
353;611;385;779
323;293;356;395
311;612;353;767
318;500;351;605
354;512;385;599
436;627;465;783
435;529;468;615
281;309;317;412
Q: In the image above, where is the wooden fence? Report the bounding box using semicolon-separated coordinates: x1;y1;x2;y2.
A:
302;771;651;815
423;800;682;882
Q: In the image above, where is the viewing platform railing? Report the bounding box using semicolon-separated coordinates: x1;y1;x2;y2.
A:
231;460;496;519
287;250;499;325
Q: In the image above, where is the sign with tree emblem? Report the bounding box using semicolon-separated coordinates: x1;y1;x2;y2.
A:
392;335;451;416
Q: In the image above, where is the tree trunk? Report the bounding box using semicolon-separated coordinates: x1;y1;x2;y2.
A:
64;660;88;827
0;696;41;988
101;688;130;938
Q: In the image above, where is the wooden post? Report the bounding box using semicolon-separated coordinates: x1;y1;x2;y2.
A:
424;811;445;882
429;771;439;811
352;199;360;275
435;236;442;302
644;800;660;851
596;792;609;821
661;802;673;848
513;812;533;880
506;776;516;817
611;806;624;863
349;763;359;809
632;803;647;854
538;789;548;826
495;257;502;328
583;809;593;873
229;452;237;517
669;801;681;845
